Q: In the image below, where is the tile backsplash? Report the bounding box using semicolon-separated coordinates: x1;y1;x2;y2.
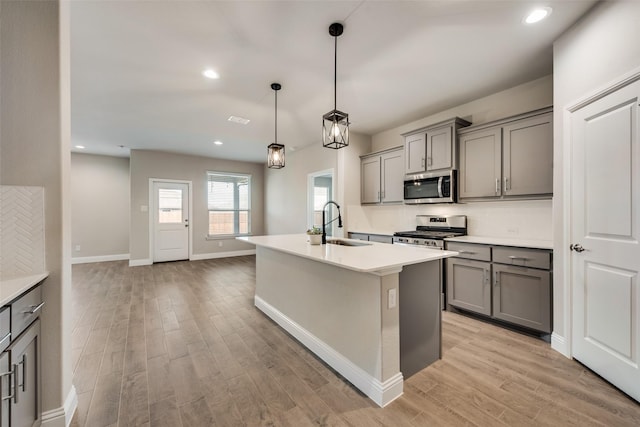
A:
0;186;45;280
347;199;552;241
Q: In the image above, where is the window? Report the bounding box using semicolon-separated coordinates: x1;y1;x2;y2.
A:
207;172;251;236
158;188;183;223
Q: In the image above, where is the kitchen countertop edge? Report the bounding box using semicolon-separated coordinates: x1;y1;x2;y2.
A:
238;234;457;274
0;272;49;306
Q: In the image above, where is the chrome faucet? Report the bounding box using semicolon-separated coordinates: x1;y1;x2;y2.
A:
322;201;343;244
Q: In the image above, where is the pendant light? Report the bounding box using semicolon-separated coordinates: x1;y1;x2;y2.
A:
267;82;285;169
322;22;349;149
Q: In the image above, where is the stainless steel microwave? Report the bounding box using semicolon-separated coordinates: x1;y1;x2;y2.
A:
404;170;457;204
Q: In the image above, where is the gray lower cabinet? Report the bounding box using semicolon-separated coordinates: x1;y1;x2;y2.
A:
447;258;491;316
7;320;40;427
492;265;551;332
348;232;393;244
446;241;552;333
1;283;43;427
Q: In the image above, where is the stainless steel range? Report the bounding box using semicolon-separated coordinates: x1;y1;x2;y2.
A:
393;215;467;249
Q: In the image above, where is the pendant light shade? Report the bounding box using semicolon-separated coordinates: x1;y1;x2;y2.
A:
267;83;285;169
323;22;349;150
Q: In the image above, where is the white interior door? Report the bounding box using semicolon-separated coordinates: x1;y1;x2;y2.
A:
153;181;189;262
570;79;640;402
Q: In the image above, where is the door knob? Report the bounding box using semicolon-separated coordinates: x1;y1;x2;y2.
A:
570;243;585;252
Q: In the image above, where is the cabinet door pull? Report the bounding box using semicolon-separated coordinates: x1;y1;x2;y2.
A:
495;178;501;194
19;354;26;393
421;158;425;168
0;369;13;422
504;177;510;191
12;364;18;404
0;333;10;348
427;156;432;166
22;301;45;315
458;250;476;255
508;255;529;261
494;271;499;286
0;370;14;402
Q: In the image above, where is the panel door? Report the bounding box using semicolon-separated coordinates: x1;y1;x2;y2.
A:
459;128;502;198
381;149;404;203
9;320;40;427
503;112;553;197
426;126;453;171
447;258;491;316
493;265;551;333
571;79;640;402
153;182;189;262
361;156;381;204
405;133;426;174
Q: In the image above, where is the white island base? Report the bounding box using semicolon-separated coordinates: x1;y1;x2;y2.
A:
241;235;455;407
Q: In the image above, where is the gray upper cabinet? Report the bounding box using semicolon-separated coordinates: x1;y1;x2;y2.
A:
403;117;471;176
404;133;426;174
361;146;404;204
459;127;502;198
458;107;553;201
426;126;453;171
502;113;553;197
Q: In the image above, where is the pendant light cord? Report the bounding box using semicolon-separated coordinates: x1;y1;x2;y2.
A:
274;89;278;143
333;34;337;111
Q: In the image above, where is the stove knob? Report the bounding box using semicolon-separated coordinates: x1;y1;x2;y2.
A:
413;239;420;245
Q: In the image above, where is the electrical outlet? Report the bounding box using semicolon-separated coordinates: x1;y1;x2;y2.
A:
507;227;519;235
388;288;397;309
74;245;81;252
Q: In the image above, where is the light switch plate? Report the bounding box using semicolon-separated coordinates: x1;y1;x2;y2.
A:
388;288;397;309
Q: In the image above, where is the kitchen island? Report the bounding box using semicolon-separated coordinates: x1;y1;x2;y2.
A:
238;234;457;406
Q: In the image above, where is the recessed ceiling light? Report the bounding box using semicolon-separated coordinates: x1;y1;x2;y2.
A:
75;145;85;149
228;115;250;125
213;140;223;146
524;7;552;24
202;69;219;79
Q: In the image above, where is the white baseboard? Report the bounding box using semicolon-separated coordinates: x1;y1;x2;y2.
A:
190;249;256;261
254;296;403;407
128;258;152;267
42;385;77;427
551;332;571;358
71;253;129;264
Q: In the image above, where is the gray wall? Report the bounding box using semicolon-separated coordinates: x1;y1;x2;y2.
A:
552;0;640;354
0;0;73;418
129;150;264;263
264;131;371;235
71;153;130;261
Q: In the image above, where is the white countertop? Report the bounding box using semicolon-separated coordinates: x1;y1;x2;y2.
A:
445;235;553;250
348;229;395;237
0;272;49;306
238;234;457;274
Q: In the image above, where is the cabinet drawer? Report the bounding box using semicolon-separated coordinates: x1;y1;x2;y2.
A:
493;247;550;270
446;242;491;262
11;285;43;338
369;234;393;244
0;308;10;352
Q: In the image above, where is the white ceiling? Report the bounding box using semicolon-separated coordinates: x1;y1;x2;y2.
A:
70;0;597;163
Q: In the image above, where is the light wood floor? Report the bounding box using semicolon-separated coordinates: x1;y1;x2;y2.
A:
69;257;640;426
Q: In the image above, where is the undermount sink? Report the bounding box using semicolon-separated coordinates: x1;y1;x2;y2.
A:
326;239;372;247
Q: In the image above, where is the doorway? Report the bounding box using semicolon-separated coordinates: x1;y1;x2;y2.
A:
151;180;191;262
307;169;335;235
